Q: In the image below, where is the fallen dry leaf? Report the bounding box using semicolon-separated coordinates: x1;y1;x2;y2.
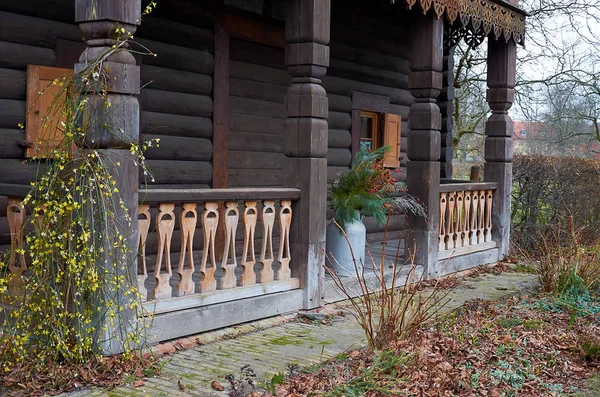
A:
211;380;225;391
134;380;144;388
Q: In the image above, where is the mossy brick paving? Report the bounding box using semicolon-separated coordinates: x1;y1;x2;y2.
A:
64;271;537;396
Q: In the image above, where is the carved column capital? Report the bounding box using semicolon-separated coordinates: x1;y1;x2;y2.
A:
75;0;141;148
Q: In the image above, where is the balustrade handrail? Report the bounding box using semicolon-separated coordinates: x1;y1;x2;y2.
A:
139;187;302;203
439;181;498;193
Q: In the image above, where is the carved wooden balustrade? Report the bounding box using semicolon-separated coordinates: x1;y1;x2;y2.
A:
137;188;301;314
438;182;498;259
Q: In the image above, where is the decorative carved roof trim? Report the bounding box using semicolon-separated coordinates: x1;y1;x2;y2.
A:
404;0;527;45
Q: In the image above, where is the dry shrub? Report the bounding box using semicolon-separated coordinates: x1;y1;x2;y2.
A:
325;219;450;351
512;155;600;250
520;216;600;294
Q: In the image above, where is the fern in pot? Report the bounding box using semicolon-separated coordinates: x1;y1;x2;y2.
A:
326;146;425;276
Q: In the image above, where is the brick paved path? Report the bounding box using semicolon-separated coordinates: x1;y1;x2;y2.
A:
68;271;537;396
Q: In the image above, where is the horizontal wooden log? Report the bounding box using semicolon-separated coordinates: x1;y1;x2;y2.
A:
136;39;214;75
330;40;410;74
322;75;413;107
0;41;55;70
228;169;283;187
138;17;213;51
142;1;215;29
328;129;351;149
141;89;213;118
388;104;410;119
329;94;352;113
142;111;212;139
230;77;287;104
327;111;352;130
0;159;45;184
230;61;291;86
0;11;80;49
229;113;285;135
0;0;74;23
230;97;285;119
0;68;26;100
0;129;26;158
230;38;285;70
0;99;25;129
330;20;409;59
229;131;283;152
329;58;408;90
141;65;212;96
143;134;212;162
0;184;30;199
326;148;351;167
146;160;212;185
228;151;285;170
327;166;350;184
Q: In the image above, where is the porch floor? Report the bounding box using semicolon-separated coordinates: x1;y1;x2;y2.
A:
323;239;417;304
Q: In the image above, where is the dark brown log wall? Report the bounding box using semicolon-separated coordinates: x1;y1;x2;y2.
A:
227;39;290;187
326;1;413;241
137;13;214;187
0;2;80;247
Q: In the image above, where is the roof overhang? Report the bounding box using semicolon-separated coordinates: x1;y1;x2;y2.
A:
401;0;527;46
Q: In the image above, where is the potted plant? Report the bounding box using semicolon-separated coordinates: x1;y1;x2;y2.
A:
326;146;425;276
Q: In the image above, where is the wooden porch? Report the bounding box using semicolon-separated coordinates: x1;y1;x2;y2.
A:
0;0;526;349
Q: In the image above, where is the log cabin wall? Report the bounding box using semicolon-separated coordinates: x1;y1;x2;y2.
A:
327;0;412;242
0;0;421;248
0;1;80;249
136;7;214;188
227;38;290;187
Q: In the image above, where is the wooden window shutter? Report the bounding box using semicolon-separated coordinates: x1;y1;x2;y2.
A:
382;113;401;168
25;65;74;158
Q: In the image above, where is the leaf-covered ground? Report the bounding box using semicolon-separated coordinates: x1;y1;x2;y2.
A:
279;294;600;396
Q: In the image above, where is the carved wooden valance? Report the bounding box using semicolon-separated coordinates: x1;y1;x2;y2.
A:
403;0;527;45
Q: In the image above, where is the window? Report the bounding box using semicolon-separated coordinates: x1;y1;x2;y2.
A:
351;92;401;169
25;65;74;158
359;111;379;151
355;110;401;169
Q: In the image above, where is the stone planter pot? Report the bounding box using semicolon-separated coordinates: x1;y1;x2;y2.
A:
325;217;366;277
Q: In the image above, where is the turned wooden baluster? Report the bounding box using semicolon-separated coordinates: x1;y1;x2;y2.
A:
478;190;486;244
137;204;151;300
199;202;219;292
447;192;456;250
439;192;447;252
456;191;465;247
240;201;258;286
220;201;239;290
259;200;276;283
463;191;472;246
7;198;26;295
151;203;175;300
470;191;479;245
485;190;493;242
277;200;292;280
176;203;197;296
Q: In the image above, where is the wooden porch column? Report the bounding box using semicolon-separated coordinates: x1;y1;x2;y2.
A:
75;0;141;355
284;0;330;309
406;12;443;278
484;39;516;259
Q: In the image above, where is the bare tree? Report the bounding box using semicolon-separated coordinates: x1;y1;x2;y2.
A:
452;0;600;157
